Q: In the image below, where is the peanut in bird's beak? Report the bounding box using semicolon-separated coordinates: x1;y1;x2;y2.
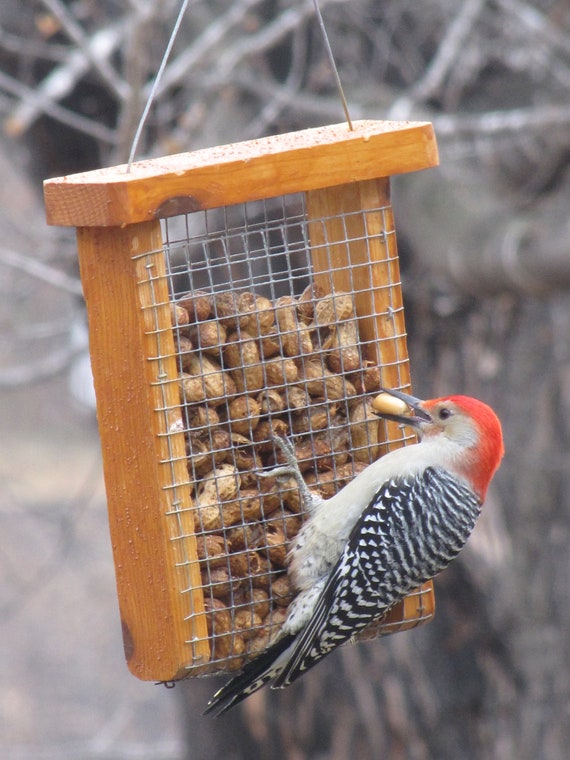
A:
371;388;432;429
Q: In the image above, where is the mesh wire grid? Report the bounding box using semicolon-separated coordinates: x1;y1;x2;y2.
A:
132;191;432;676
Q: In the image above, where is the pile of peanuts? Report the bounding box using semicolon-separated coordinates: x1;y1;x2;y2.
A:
171;284;385;673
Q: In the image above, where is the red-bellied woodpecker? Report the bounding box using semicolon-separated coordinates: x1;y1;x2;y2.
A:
205;388;504;715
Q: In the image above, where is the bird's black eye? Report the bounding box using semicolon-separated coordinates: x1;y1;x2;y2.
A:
438;407;453;420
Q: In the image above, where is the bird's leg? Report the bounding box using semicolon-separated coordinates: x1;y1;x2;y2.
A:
258;435;306;486
258;435;323;513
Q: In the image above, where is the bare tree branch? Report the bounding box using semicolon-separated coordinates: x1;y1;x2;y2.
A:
0;343;78;386
152;0;266;98
244;25;310;136
495;0;570;57
3;23;124;141
388;0;487;119
39;0;130;101
433;102;570;137
0;246;82;296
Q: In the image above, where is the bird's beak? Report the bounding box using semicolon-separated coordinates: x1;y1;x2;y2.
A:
371;387;432;429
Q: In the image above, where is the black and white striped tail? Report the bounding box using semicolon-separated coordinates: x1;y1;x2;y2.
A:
203;634;295;717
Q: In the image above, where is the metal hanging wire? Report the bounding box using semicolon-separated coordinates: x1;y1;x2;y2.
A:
127;0;191;171
127;0;353;170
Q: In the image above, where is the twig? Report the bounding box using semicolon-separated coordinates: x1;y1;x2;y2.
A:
495;0;570;56
388;0;487;118
0;246;83;296
433;103;570;137
235;70;363;125
0;343;78;387
210;0;347;86
39;0;129;100
151;0;265;99
0;27;69;63
244;25;308;136
155;0;347;100
3;23;124;140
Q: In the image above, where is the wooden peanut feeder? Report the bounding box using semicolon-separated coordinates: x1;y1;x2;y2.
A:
44;120;439;682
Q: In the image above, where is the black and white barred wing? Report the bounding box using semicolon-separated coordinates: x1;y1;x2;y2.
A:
274;467;481;688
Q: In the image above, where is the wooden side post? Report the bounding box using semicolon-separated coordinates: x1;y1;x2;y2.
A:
76;221;208;680
306;177;435;623
306;178;411;433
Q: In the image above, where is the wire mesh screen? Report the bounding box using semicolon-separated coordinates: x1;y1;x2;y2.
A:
132;191;431;676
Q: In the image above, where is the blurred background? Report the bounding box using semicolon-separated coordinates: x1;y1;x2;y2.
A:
2;1;570;758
